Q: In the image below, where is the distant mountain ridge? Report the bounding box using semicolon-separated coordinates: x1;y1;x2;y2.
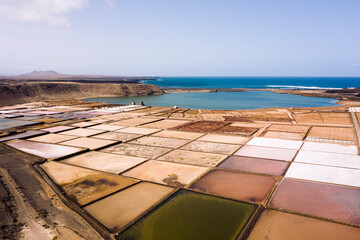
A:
20;70;61;77
5;70;120;80
0;70;156;82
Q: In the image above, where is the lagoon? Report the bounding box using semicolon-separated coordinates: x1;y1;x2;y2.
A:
85;91;338;110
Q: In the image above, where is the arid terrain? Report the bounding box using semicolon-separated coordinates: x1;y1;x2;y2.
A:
0;71;164;106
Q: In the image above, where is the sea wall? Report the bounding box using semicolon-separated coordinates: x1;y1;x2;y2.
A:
0;82;164;106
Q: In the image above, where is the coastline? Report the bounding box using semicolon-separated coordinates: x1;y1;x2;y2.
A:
0;81;164;107
162;87;360;105
1;79;359;111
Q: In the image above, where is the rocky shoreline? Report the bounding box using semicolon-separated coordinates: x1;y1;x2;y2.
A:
0;82;164;107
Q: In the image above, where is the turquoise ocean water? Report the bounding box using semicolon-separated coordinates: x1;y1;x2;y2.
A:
85;77;359;110
142;76;360;89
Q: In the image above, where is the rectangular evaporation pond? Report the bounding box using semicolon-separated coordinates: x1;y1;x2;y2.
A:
3;114;22;118
153;130;204;140
198;134;249;145
41;125;76;133
214;125;259;136
45;113;75;121
190;169;277;203
0;119;40;130
6;140;85;159
286;162;360;188
93;132;142;142
267;124;309;133
170;121;228;133
71;121;100;127
262;130;305;141
40;161;138;206
246;137;303;150
307;126;356;142
123;160;208;187
59;128;107;137
83;182;175;233
294;150;360;169
27;111;60;115
247;209;360;240
180;141;240;155
270;178;360;225
130;136;190;149
11;116;41;121
116;127;161;135
158;149;227;167
118;189;257;240
62;151;147;174
141;119;191;129
60;137;118;150
87;124;126;131
32;118;64;124
110;117;160;126
28;134;79;144
301;142;358;155
0;130;47;142
218;156;289;176
102;143;172;159
235;145;297;162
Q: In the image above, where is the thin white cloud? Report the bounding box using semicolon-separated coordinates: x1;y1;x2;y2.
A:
0;0;89;27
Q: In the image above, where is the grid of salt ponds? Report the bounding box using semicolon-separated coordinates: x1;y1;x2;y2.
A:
0;105;146;131
1;104;359;239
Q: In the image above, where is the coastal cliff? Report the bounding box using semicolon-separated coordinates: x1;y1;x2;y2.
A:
0;82;164;106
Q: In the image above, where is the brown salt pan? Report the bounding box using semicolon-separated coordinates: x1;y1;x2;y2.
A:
214;125;259;136
92;132;142;142
180;141;240;155
171;121;228;133
130;136;190;149
83;182;174;233
102;143;172;159
190;169;277;203
307;126;356;142
40;161;137;206
33;118;63;123
270;178;360;225
262;131;305;140
267;124;309;133
247;210;360;240
218;155;289;176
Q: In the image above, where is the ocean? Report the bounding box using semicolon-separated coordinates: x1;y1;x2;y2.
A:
142;76;360;89
85;77;359;110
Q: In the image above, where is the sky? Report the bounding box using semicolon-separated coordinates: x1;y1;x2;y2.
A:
0;0;359;76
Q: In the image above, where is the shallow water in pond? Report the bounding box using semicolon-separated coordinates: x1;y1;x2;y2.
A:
85;91;338;110
118;189;256;240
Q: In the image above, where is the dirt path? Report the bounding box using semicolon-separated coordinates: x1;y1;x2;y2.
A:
0;143;103;240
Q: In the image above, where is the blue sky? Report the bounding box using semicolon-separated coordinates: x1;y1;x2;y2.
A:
0;0;359;76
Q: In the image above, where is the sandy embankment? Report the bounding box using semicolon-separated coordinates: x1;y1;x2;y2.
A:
0;82;164;106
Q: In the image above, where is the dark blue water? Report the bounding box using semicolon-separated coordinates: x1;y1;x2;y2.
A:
142;77;360;89
86;91;338;110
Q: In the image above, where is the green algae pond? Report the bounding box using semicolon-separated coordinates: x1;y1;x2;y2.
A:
117;189;257;240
